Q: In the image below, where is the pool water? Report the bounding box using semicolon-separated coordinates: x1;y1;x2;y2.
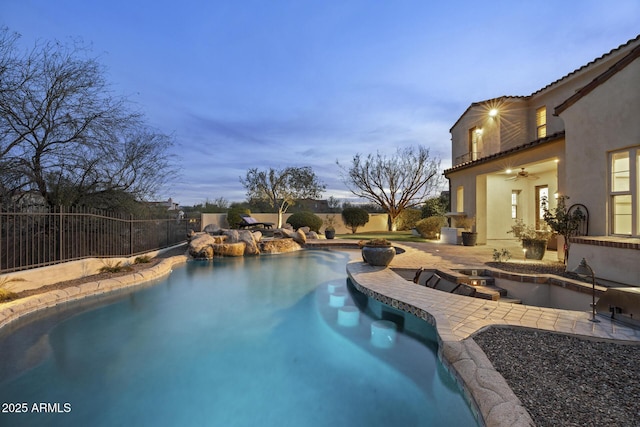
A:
0;250;477;426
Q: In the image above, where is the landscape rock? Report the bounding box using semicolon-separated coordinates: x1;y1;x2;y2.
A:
212;242;246;257
189;233;217;259
222;229;240;243
238;230;260;255
261;238;302;254
203;224;221;234
294;229;307;245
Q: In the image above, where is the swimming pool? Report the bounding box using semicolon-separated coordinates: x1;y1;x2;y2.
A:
0;250;477;426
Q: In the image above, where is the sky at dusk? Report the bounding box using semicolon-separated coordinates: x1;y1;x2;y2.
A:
2;0;639;206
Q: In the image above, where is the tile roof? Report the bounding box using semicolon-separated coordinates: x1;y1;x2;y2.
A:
443;131;564;175
555;40;640;115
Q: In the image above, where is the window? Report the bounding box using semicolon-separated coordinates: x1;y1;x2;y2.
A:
468;127;481;161
610;147;638;236
511;190;520;219
536;106;547;139
456;186;464;213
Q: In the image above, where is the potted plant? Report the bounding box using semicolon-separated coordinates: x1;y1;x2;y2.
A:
360;238;396;267
542;196;586;264
456;216;477;246
323;215;337;240
508;219;552;260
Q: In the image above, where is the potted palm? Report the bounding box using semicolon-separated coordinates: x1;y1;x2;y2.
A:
360;238;396;267
509;219;552;260
456;216;477;246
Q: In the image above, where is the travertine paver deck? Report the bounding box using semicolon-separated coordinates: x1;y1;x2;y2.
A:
342;240;640;427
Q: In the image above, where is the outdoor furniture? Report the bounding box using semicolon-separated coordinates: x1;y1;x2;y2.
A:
238;215;274;229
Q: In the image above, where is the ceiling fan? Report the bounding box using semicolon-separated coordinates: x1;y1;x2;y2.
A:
506;167;539;181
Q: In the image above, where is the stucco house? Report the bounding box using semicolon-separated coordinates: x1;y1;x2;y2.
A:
444;34;640;286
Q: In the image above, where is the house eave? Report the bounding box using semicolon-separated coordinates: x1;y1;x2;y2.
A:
443;131;565;176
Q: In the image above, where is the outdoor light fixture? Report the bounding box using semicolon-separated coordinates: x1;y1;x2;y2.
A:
572;258;600;323
475;128;483;135
506;168;512;174
489;108;498;118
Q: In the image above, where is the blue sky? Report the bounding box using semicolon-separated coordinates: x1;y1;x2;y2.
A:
2;0;639;206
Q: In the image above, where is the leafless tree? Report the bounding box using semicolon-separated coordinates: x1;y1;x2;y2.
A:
0;28;176;209
338;146;442;231
241;166;325;227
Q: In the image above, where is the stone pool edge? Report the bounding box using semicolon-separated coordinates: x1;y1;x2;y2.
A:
345;260;534;427
0;254;189;332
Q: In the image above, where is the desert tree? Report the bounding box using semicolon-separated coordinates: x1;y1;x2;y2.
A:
0;28;176;209
240;166;325;228
338;146;442;231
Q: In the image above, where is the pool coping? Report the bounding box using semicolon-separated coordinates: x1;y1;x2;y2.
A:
0;254;188;331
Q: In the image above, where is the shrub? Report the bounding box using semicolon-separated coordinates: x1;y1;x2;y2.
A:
286;211;323;232
421;195;448;218
227;207;251;229
0;276;24;302
415;216;447;239
397;208;422;231
134;255;152;264
99;261;133;274
341;207;369;234
359;238;391;247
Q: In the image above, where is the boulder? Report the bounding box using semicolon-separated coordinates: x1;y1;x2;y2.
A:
238;230;260;255
222;229;240;243
261;238;302;254
203;224;221;234
189;233;216;259
299;226;310;234
306;231;319;239
276;228;296;239
252;231;262;242
294;229;307;245
212;242;246;257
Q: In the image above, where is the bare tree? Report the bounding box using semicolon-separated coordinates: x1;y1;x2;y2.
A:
0;28;176;208
338;146;442;231
241;166;325;228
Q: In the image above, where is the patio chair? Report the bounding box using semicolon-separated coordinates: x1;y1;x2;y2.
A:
238;214;274;229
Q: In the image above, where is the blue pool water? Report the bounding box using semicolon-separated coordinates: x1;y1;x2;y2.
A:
0;250;477;426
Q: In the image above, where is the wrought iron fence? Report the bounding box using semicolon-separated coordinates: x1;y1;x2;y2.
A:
0;205;201;274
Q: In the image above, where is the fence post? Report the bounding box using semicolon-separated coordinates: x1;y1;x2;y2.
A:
130;214;134;257
59;205;64;263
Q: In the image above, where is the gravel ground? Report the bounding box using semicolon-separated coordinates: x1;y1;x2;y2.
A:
474;327;640;427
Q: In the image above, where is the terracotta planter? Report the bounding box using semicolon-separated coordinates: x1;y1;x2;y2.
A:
522;239;547;260
361;246;396;267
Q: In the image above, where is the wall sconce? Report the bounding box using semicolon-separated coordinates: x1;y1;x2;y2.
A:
572;258;600;323
488;108;498;118
475;128;483;135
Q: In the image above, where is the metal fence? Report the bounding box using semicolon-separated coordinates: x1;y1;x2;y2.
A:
0;206;201;274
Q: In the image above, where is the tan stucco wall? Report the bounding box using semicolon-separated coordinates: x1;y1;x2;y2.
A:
201;212;390;234
560;57;640;236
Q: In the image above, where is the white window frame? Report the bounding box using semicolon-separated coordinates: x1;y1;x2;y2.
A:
609;147;639;236
536;106;547;139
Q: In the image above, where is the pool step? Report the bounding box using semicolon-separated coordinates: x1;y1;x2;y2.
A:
472;285;522;304
473;285;507;301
